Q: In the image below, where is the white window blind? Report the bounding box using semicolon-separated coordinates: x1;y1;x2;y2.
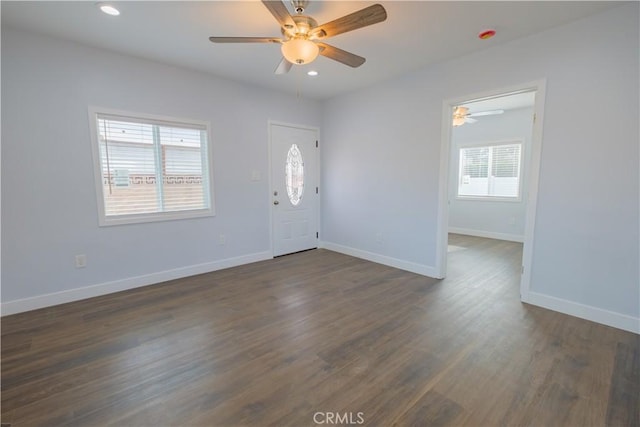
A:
458;142;522;199
90;110;214;225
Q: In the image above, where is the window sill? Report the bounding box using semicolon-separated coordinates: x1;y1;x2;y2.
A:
98;208;215;227
456;196;522;203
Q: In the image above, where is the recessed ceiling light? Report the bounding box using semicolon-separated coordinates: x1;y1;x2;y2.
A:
98;3;120;16
307;70;319;77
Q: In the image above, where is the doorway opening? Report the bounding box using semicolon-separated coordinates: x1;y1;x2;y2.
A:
436;81;546;301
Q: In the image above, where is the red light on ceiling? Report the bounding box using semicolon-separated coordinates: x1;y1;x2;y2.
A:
478;29;496;40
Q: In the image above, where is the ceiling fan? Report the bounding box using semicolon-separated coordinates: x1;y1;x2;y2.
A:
209;0;387;74
452;106;505;126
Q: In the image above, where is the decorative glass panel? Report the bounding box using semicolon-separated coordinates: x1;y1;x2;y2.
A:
285;143;304;206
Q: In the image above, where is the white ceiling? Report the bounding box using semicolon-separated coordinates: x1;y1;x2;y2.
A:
2;1;624;100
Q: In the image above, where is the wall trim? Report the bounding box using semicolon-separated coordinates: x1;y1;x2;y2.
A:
522;291;640;334
320;241;439;278
448;227;524;243
1;251;272;316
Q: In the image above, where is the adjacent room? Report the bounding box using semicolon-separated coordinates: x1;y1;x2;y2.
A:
2;1;638;426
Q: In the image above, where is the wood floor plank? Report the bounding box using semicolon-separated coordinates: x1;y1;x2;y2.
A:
2;235;638;426
392;390;464;427
606;338;640;427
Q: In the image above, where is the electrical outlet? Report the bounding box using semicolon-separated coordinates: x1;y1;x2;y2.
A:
218;234;226;245
375;232;383;244
75;254;87;268
509;217;516;225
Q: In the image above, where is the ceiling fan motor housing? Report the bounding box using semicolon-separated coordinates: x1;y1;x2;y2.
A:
281;15;318;39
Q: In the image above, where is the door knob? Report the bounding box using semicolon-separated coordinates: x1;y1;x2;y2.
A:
273;200;279;205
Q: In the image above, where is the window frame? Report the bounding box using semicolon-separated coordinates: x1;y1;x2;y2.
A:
88;106;215;226
456;139;524;202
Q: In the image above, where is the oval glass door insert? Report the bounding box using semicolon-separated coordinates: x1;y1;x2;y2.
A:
285;143;304;206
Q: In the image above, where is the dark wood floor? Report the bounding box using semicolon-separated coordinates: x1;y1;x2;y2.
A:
2;235;638;426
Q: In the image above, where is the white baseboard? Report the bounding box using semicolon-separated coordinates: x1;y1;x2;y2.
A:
8;249;635;335
1;251;272;316
448;227;524;243
522;291;640;334
319;241;439;278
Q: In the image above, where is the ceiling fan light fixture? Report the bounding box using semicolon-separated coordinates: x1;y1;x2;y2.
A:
281;38;319;65
209;2;387;73
453;106;468;126
452;116;466;127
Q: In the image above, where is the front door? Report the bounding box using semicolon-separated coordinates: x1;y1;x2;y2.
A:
270;123;318;256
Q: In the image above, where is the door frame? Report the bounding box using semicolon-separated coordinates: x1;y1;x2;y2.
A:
268;120;321;257
435;79;547;301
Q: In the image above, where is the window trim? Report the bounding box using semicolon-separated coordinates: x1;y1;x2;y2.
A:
456;138;524;202
88;106;215;226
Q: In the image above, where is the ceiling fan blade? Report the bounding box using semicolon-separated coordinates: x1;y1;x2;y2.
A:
317;42;365;68
465;117;478;124
261;0;297;30
209;37;281;43
312;4;387;39
468;109;505;117
274;57;293;74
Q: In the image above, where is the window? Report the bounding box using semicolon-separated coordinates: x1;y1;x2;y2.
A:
89;108;214;225
458;141;522;199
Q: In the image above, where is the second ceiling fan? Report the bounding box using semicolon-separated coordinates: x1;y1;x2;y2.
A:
453;106;505;127
209;0;387;74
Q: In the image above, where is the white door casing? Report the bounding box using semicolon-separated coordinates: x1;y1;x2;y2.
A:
270;123;319;257
436;80;546;301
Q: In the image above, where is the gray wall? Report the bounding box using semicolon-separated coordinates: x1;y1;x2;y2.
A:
321;4;639;323
449;107;534;241
1;27;321;305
